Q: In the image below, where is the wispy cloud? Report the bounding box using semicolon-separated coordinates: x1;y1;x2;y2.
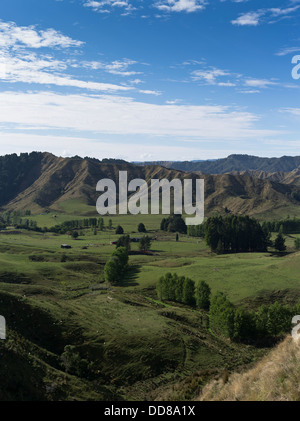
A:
154;0;206;13
0;90;279;139
0;20;136;92
275;46;300;56
191;67;233;85
231;5;300;26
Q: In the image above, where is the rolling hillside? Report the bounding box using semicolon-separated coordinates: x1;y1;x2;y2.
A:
1;152;300;219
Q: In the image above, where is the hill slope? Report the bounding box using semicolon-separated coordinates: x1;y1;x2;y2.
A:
142;154;300;174
0;152;300;218
198;335;300;401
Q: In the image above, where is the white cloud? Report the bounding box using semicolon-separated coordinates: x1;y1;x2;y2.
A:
0;20;138;93
231;11;262;26
0;20;83;49
0;51;132;92
231;5;300;26
154;0;206;13
0;132;237;161
0;90;280;140
244;78;278;88
84;0;136;14
275;46;300;56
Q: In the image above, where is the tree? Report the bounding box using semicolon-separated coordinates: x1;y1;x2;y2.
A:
209;292;235;339
138;223;146;233
182;277;195;306
115;225;124;235
175;275;185;303
116;235;131;252
71;231;79;240
195;281;211;310
233;308;256;342
160;215;187;234
112;246;129;269
274;233;286;252
156;273;173;301
139;236;151;252
104;257;120;283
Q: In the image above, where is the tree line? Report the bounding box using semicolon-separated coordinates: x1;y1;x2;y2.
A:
210;292;297;343
156;272;297;344
204;215;269;253
156;273;211;309
261;217;300;235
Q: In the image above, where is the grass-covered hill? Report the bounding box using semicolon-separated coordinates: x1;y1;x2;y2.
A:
198;335;300;401
1;152;300;220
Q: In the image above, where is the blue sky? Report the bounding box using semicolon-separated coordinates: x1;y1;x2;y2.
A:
1;0;300;160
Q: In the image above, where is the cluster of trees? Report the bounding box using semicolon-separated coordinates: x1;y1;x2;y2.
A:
204;215;269;254
261;218;300;235
156;273;211;309
160;215;187;234
104;246;129;284
187;224;205;238
209;292;296;343
156;272;296;343
116;234;152;252
50;218;106;234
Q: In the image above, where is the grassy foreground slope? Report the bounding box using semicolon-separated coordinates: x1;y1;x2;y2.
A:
1;214;300;400
0;220;272;401
198;335;300;401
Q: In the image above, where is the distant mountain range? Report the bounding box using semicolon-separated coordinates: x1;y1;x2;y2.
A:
0;152;300;219
138;154;300;174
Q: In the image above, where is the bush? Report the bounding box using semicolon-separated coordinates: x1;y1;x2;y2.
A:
138;223;146;233
115;225;124;235
139;236;151;252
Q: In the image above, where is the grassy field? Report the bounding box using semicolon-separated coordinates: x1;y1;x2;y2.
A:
1;211;300;400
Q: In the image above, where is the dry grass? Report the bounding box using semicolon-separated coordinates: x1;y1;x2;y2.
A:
199;336;300;401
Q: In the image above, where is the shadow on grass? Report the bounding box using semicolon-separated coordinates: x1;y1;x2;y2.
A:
114;264;141;287
269;251;292;258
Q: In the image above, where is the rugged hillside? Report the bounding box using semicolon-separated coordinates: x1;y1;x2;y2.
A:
141;154;300;174
198;335;300;401
228;169;300;187
1;152;300;218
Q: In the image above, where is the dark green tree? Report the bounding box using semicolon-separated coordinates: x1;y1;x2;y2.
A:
182;277;195;306
209;292;235;339
195;281;211;310
274;233;286;252
71;230;79;240
104;257;120;283
112;246;129;269
116;235;131;252
115;225;124;235
139;236;151;252
138;223;146;233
